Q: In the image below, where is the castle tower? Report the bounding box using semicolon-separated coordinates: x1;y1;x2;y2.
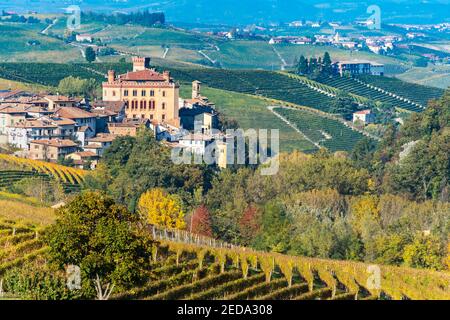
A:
192;80;201;99
107;70;115;83
132;56;151;72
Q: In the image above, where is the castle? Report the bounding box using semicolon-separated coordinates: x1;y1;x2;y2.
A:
102;57;180;126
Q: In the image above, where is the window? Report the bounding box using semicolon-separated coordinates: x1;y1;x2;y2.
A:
133;90;138;97
150;114;154;120
112;91;116;97
162;102;166;110
162;91;166;97
124;90;129;97
141;90;146;97
150;90;155;97
162;114;166;121
143;101;147;109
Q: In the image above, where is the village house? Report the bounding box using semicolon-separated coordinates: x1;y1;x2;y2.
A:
83;133;115;157
353;110;376;124
65;151;99;169
0;105;29;143
102;57;180;126
0;90;25;102
6;117;76;150
54;107;97;141
107;118;151;137
28;139;78;162
334;60;385;76
44;95;79;110
75;34;94;43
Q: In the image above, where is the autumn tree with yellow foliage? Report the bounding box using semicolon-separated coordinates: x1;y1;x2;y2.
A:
138;188;186;229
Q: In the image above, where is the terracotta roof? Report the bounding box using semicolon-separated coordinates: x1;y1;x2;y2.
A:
0;105;30;114
12;119;57;129
44;95;79;103
354;109;372;115
30;139;78;148
91;101;126;113
52;118;76;126
84;144;103;149
87;134;116;143
55;107;96;119
0;90;24;99
71;151;98;158
119;69;166;81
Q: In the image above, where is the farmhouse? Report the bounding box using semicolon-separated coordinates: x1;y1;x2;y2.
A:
334;60;385;76
353;110;376;124
102;56;180;126
28;139;78;162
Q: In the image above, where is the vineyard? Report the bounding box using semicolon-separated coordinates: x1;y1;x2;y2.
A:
273;107;367;152
314;75;426;112
1;219;449;300
112;236;450;300
0;218;46;279
0;154;86;192
356;74;444;107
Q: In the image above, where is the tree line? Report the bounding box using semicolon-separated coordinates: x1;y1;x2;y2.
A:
81;10;165;27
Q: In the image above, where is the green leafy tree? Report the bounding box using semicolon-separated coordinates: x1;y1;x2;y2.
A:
44;192;155;297
297;55;309;75
85;46;96;63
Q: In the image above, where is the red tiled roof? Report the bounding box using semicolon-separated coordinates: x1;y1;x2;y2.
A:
55;107;96;119
119;69;166;81
30;139;78;148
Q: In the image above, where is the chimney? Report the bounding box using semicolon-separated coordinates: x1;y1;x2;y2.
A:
108;70;115;83
163;71;170;81
132;56;151;72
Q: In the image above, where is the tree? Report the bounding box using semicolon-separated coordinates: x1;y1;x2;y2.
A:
297;55;309;75
351;137;377;170
44;192;155;297
58;76;98;98
403;235;444;270
239;204;261;246
322;52;333;76
190;204;213;237
138;188;186;230
330;91;359;120
85;46;96;63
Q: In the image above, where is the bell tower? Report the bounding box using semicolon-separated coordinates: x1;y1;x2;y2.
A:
132;56;151;72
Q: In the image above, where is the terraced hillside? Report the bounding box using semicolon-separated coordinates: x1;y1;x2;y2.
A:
0;154;86;192
314;75;431;112
0;218;47;278
356;74;444;107
272;107;367;153
113;235;450;300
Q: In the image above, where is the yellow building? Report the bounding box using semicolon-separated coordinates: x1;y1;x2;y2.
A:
102;57;180;126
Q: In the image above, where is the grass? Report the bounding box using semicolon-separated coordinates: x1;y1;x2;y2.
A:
0;77;51;92
0;192;55;226
0;22;82;63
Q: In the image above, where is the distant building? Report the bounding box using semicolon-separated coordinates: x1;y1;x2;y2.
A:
65;151;99;169
44;95;79;110
353;110;375;124
334;60;384;76
76;34;93;43
107;118;151;137
28;139;78;162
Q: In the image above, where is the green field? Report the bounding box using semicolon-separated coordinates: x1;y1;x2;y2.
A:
0;22;81;62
